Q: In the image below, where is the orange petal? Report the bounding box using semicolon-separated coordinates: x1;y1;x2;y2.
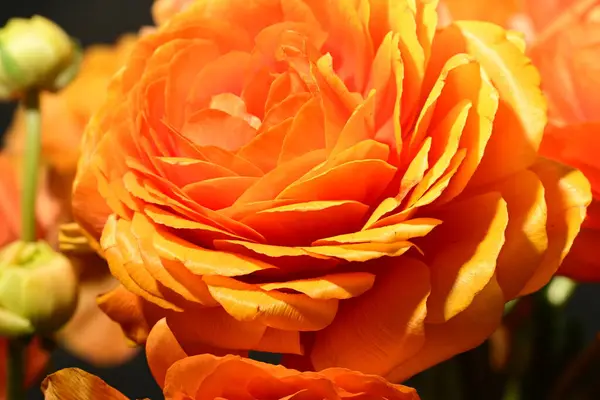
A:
153;156;237;187
311;257;430;376
212;240;339;275
260;272;375;300
183;176;258;210
97;285;165;345
42;368;127;400
314;218;441;245
321;368;419;399
254;328;304;355
146;317;250;388
238;119;292;173
122;166;263;242
277;159;397;204
131;213;218;306
422;56;498;204
368;31;403;155
192;145;264;177
329;90;376;156
520;157;592;294
278;97;325;164
100;214;182;311
421;192;508;323
386;275;505;382
163;40;221;130
369;0;426;126
239;200;369;245
363;137;431;229
234;149;326;205
491;170;549;300
144;204;249;246
204;276;339;331
181;109;256;152
166;306;267;350
558;227;600;282
311;54;362;151
162;354;270;399
184;50;253;119
309;139;390;180
263;92;313;130
146;319;187;388
152;227;279;276
306;241;417;262
406;99;470;207
408;53;470;157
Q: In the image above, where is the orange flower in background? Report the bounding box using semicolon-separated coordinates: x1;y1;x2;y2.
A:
0;338;49;399
2;35;139;367
0;154;58;247
441;0;600;281
522;1;600;281
70;0;591;381
43;323;419;400
527;0;600;125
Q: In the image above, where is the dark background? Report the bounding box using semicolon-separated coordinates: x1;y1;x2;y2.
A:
0;1;599;399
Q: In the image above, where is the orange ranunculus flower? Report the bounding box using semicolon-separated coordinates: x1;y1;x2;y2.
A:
70;0;591;381
43;323;419;400
0;338;49;399
3;36;139;367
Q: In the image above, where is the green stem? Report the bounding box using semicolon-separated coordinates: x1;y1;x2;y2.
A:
21;90;41;243
6;338;27;400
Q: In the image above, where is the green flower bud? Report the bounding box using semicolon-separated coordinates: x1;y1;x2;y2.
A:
0;241;78;337
0;16;82;100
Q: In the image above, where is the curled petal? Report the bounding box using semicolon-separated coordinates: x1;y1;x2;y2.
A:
42;368;127;400
311;257;430;376
386;275;504;382
520;157;592;294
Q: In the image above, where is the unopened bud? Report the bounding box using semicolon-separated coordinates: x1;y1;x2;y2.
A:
0;241;78;337
0;16;82;100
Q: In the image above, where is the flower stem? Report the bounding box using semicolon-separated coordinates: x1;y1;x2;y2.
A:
21;90;41;243
7;337;27;400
